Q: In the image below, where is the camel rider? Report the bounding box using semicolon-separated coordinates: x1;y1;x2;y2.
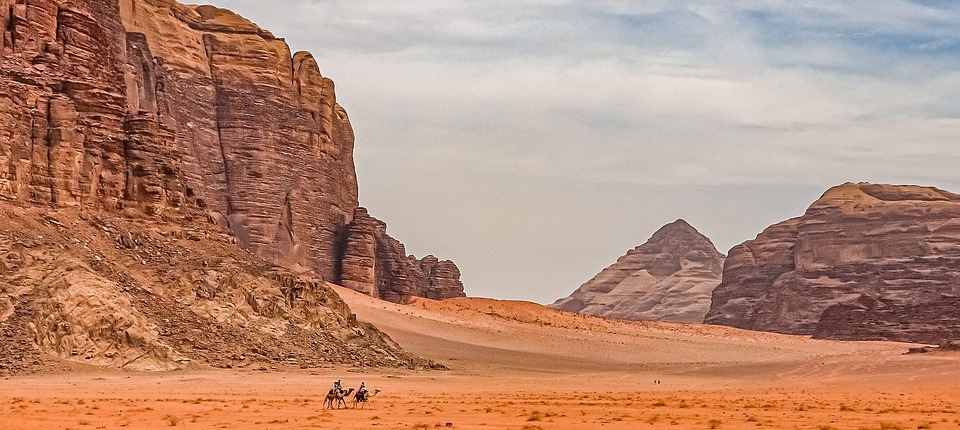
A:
332;379;343;395
358;382;368;401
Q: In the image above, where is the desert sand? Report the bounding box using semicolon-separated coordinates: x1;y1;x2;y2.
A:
1;287;958;429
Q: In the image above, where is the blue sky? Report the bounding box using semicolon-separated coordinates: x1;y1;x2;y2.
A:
203;0;960;303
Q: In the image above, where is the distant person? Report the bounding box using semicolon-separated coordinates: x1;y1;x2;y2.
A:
332;379;343;395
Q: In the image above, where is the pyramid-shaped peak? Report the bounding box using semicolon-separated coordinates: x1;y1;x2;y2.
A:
641;219;723;259
649;219;706;241
552;218;725;323
660;218;694;231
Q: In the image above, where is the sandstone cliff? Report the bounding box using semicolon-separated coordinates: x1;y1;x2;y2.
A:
551;220;724;323
339;208;466;304
705;183;960;344
0;0;464;373
0;0;463;301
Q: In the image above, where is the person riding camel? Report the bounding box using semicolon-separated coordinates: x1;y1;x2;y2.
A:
357;382;368;401
332;379;343;395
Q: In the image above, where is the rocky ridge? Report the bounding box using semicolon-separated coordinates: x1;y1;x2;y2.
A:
0;0;463;302
339;208;466;303
552;220;724;323
0;203;436;375
705;183;960;344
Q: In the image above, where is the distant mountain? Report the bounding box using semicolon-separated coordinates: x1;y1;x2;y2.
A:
705;183;960;344
551;220;724;323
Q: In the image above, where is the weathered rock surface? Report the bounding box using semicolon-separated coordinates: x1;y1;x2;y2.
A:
815;295;960;344
0;0;464;372
551;220;724;323
705;183;960;344
0;204;436;375
340;208;466;304
0;0;460;301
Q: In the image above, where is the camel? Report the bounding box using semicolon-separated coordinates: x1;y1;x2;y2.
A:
352;388;381;409
324;388;355;410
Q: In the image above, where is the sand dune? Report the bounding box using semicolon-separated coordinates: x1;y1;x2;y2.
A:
336;287;926;382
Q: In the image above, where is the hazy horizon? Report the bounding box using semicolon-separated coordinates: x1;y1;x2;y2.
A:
203;0;960;304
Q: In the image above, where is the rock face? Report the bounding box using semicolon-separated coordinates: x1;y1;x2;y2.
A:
705;183;960;344
0;204;435;375
0;0;462;302
815;295;960;344
340;208;466;304
551;220;725;323
0;0;464;373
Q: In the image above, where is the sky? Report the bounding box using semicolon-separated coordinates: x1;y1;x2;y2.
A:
203;0;960;304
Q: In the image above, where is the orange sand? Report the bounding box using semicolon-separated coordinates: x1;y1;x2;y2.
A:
1;287;958;429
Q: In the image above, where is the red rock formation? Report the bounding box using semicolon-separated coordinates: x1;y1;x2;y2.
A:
1;0;461;301
119;0;359;280
815;295;960;344
417;254;466;300
551;219;724;323
1;0;159;209
340;208;466;303
705;183;960;343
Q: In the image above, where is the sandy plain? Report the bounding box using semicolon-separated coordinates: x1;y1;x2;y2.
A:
1;286;959;429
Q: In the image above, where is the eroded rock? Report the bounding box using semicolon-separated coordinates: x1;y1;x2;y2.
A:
1;0;460;300
705;183;960;343
0;0;462;373
551;220;724;323
339;208;466;303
